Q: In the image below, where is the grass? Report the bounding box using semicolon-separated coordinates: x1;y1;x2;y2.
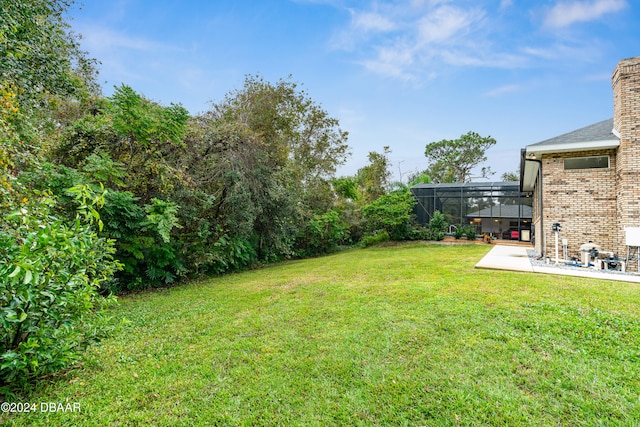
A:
3;242;640;426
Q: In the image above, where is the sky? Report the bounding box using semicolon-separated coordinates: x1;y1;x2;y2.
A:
66;0;639;182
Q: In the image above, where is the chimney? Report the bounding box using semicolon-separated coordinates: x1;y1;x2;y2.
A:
612;56;640;139
612;56;640;263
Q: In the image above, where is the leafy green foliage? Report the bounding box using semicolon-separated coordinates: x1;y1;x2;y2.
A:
296;210;350;256
0;0;99;108
362;190;417;241
166;75;350;268
331;176;359;202
501;170;519;182
204;235;258;275
361;230;390;247
424;131;496;183
454;226;465;239
0;1;120;391
420;210;448;241
429;210;448;235
463;225;477;240
143;198;181;244
110;85;188;147
99;192;183;292
52;86;190;202
356;146;392;204
0;188;120;391
408;171;431;186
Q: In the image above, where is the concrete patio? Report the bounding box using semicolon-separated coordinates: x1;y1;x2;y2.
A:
475;244;640;283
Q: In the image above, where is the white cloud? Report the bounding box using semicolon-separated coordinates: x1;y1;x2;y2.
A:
75;24;185;90
360;44;418;81
543;0;627;28
500;0;513;9
329;0;613;82
440;50;527;68
337;3;495;80
350;10;397;32
78;25;175;55
416;5;482;45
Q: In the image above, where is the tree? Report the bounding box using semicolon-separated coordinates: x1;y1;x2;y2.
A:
501;170;519;182
357;146;392;203
203;75;350;259
1;0;122;388
163;75;350;269
408;171;431;186
0;0;100;116
53;85;190;202
424;131;496;183
1;0;100;176
40;85;189;291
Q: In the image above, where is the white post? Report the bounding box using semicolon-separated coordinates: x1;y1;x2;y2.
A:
555;231;559;265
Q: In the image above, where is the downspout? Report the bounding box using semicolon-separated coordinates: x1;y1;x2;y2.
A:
531;159;543;256
521;149;544;255
524;159;544;256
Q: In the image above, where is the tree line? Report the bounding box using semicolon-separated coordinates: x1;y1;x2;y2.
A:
1;0;508;390
0;0;442;390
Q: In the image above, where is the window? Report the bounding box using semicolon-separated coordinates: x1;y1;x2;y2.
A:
563;155;609;170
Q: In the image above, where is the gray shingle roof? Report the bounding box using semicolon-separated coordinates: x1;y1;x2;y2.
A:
527;118;617;147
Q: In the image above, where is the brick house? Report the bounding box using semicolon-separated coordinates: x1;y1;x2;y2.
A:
520;56;640;268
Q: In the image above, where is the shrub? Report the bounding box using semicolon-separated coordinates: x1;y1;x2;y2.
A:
100;191;184;291
0;187;121;391
429;210;448;235
361;230;390;247
430;229;446;241
453;226;464;239
297;210;350;257
463;225;477;240
362;191;416;241
409;225;430;241
203;235;258;275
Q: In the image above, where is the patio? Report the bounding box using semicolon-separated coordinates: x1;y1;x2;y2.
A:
476;244;640;283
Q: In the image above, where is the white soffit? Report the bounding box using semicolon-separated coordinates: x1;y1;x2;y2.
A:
526;139;620;157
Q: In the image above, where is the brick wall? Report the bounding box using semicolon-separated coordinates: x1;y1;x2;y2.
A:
613;56;640;270
541;149;617;259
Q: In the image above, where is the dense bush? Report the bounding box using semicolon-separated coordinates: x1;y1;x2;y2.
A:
362;191;417;241
463;225;477;240
428;210;448;241
3;0;453;390
429;210;447;232
361;230;391;247
454;226;465;239
296;210;350;256
103;195;183;291
0;186;121;391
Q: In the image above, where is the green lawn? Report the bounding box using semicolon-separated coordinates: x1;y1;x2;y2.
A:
3;243;640;426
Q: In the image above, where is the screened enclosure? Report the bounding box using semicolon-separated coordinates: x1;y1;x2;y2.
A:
411;182;533;241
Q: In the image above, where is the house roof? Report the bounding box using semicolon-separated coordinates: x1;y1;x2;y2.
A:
466;204;532;219
520;118;620;191
527;118;617;149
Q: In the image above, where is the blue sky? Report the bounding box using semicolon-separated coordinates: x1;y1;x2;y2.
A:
67;0;639;182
